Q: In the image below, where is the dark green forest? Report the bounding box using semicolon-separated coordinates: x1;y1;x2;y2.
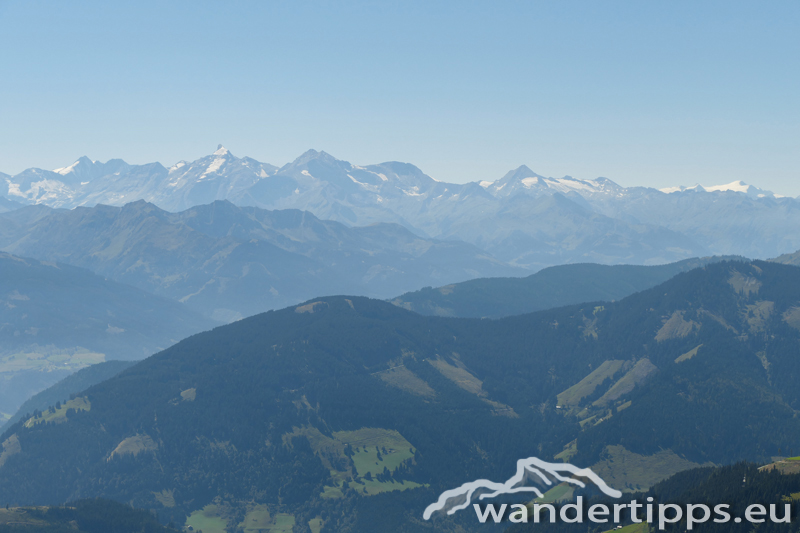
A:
1;261;800;532
1;361;135;432
0;499;178;533
391;256;743;318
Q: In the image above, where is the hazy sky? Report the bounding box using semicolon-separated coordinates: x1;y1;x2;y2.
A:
1;1;798;194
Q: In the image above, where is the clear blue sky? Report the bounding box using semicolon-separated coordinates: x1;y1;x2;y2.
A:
1;1;798;194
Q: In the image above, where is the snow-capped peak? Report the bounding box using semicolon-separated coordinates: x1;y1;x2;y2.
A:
213;145;229;156
53;160;81;175
169;161;187;173
53;156;95;176
704;180;752;194
526;176;603;194
479;166;632;200
660;180;777;197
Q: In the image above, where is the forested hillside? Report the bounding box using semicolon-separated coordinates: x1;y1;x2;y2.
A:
0;252;212;424
0;253;211;357
0;499;179;533
391;256;741;318
1;261;799;532
0;361;135;432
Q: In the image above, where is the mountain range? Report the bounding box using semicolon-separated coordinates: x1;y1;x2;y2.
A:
0;254;751;434
2;260;800;532
4;146;800;532
0;201;520;322
4;147;800;268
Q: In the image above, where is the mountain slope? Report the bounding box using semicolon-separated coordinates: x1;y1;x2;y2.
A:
772;247;800;266
392;256;742;318
2;261;800;531
0;252;212;356
0;499;179;533
0;360;135;433
0;195;21;214
0;201;522;321
0;252;213;421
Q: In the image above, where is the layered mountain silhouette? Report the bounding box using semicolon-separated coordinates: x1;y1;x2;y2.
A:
6;147;800;268
0;200;522;321
391;256;743;318
2;260;800;531
0;252;213;421
0;252;211;354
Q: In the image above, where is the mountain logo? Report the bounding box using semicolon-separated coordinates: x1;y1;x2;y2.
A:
423;457;622;519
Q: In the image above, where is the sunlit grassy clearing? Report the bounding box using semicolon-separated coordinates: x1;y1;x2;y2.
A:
185;505;228;533
24;397;90;428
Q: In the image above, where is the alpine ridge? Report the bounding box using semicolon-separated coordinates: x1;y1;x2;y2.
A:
0;200;522;321
5;148;800;268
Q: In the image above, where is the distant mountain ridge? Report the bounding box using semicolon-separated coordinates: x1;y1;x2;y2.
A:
0;195;21;213
659;179;778;196
3;146;278;212
0;200;522;321
4;147;800;267
0;252;211;355
391;256;745;318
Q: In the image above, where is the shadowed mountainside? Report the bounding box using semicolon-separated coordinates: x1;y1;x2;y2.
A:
2;261;800;531
0;252;213;422
391;256;744;318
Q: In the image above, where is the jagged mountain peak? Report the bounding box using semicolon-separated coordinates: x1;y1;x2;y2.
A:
51;157;132;187
506;164;539;178
201;145;236;165
53;156;95;176
485;166;615;199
